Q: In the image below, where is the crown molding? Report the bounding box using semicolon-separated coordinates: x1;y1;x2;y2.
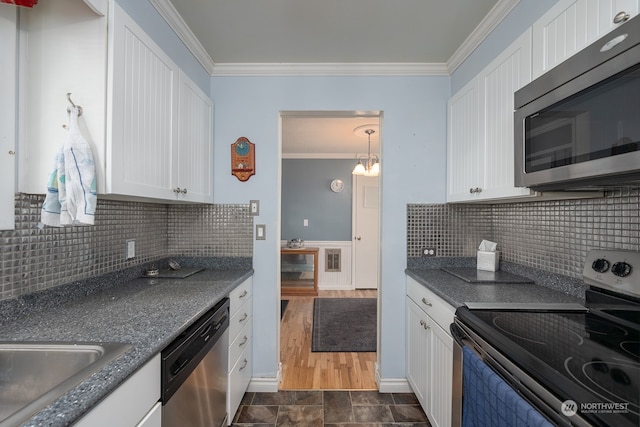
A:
211;62;449;77
282;153;362;160
447;0;520;73
148;0;216;75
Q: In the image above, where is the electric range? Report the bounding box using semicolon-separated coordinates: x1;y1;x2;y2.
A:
452;249;640;427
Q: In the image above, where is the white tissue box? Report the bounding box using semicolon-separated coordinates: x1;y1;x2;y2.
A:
477;251;500;271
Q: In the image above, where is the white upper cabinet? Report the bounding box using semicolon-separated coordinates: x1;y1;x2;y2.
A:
0;5;17;230
447;29;533;202
447;77;482;201
19;0;213;203
108;4;179;200
532;0;639;78
175;70;214;203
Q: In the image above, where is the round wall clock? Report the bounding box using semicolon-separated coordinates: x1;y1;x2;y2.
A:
330;179;344;193
231;137;256;182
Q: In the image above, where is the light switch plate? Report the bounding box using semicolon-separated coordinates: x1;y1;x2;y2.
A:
256;224;266;240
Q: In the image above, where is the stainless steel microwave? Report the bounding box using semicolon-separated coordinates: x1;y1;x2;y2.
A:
514;15;640;191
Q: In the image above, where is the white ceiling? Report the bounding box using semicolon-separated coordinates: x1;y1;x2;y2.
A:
161;0;506;156
281;114;380;159
166;0;501;65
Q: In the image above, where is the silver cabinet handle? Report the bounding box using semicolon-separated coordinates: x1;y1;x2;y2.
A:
614;11;630;24
469;187;483;193
173;187;181;193
239;335;248;347
239;359;248;371
355;236;362;240
421;297;432;307
181;188;187;194
239;313;248;322
239;290;248;298
419;319;430;330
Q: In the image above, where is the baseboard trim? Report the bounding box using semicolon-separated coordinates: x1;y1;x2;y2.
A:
247;377;280;393
377;378;413;393
375;364;412;393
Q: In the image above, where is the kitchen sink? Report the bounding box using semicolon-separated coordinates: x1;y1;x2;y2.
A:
0;342;131;427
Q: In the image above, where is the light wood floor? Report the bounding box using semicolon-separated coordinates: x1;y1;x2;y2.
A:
279;290;378;390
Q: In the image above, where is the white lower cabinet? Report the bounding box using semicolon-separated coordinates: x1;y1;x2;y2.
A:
74;354;161;427
135;402;161;427
406;277;454;427
227;277;253;425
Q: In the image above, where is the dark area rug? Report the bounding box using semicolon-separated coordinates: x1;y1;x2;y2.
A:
281;299;289;319
312;298;376;352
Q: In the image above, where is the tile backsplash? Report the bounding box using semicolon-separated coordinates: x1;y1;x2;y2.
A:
0;194;252;300
408;188;640;278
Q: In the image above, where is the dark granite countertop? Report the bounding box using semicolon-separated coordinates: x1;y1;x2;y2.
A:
405;258;585;308
0;262;253;427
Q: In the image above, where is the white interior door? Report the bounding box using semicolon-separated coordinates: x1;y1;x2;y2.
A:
352;174;380;289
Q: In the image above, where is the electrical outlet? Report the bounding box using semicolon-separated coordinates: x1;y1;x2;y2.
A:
422;248;436;257
250;200;259;216
126;240;136;259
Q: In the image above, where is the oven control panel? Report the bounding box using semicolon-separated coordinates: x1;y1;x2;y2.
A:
583;249;639;298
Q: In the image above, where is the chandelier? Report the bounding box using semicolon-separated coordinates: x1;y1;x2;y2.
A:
352;128;380;176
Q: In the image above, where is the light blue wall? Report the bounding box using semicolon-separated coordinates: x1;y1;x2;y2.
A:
282;159;353;241
211;75;449;380
451;0;560;93
125;0;565;387
116;0;210;93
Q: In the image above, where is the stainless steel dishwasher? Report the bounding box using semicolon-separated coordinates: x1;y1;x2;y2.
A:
161;298;229;427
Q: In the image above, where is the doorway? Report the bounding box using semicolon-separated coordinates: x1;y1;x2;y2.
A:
278;111;382;390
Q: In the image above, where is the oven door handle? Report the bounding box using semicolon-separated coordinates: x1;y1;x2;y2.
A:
450;321;467;347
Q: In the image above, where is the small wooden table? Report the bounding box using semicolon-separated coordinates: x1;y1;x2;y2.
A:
281;247;318;296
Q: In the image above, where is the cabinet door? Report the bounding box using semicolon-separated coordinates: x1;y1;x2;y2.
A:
447;77;483;202
478;28;533;200
175;71;213;203
428;321;453;427
108;3;178;199
406;298;429;408
533;0;639;78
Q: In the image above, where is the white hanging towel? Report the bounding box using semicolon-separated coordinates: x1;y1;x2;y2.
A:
41;106;97;226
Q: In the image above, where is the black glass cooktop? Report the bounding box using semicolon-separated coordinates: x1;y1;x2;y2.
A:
458;307;639;426
441;267;534;283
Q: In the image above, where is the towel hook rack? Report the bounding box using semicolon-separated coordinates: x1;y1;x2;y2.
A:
66;93;83;117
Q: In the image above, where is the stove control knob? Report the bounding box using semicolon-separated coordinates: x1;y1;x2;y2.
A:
611;262;632;277
591;258;610;273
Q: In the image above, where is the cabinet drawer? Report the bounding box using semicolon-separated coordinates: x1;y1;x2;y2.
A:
229;321;252;370
228;344;252;424
229;278;252;318
229;296;252;341
407;277;455;332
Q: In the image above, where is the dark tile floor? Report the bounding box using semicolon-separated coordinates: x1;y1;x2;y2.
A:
232;390;432;426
